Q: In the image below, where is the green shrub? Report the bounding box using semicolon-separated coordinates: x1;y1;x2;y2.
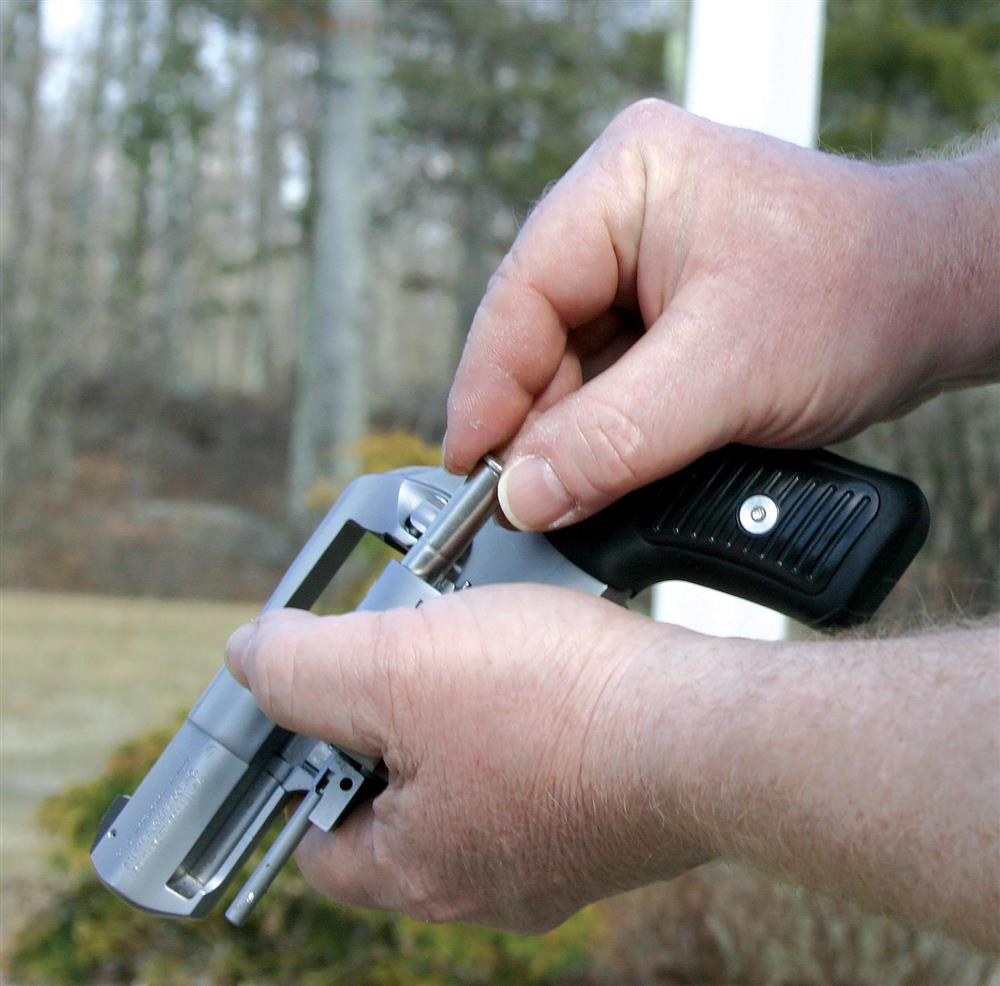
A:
9;727;602;985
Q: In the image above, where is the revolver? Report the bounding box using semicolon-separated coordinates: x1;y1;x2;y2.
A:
92;445;929;925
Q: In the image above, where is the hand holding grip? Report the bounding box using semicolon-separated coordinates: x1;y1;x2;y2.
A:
547;446;929;629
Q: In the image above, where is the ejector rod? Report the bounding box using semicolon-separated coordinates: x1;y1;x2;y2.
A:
224;784;323;925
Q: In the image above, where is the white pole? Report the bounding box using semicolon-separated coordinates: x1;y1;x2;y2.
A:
651;0;826;640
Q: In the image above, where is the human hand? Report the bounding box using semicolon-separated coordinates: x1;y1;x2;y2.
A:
225;585;719;933
226;591;1000;945
444;100;999;530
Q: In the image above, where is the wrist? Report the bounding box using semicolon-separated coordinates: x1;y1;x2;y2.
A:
622;626;751;875
870;146;1000;397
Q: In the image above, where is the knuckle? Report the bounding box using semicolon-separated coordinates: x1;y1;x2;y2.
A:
368;610;407;692
570;397;645;498
481;252;532;310
401;877;462;925
366;610;392;676
369;821;402;892
610;96;673;135
369;609;425;741
251;618;299;722
379;843;450;923
367;612;399;720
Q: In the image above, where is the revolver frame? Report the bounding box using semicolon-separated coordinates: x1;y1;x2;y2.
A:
91;464;609;923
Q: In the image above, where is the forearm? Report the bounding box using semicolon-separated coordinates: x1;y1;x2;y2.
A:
641;622;1000;948
878;140;1000;395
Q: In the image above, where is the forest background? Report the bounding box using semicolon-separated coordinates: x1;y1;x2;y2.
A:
1;0;998;983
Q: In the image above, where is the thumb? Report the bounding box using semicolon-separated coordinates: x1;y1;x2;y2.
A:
225;608;403;758
498;304;736;530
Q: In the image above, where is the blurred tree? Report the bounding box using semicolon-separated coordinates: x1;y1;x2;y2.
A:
0;0;45;493
157;1;212;386
822;0;999;158
62;0;114;364
181;0;379;522
248;32;284;389
0;0;673;512
0;0;42;326
385;0;669;379
288;0;379;524
110;0;156;377
113;0;213;379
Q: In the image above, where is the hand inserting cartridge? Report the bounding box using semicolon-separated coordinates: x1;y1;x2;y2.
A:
91;447;928;924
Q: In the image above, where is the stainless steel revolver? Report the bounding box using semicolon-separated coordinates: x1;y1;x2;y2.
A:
92;446;929;924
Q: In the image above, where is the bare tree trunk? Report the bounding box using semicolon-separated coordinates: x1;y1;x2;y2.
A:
158;0;196;392
37;168;77;496
206;31;248;392
20;0;118;500
63;0;113;349
161;136;195;390
0;0;44;498
250;34;284;393
0;0;41;329
110;0;155;379
288;0;377;524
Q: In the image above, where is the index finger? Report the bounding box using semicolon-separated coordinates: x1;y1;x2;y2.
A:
443;129;647;474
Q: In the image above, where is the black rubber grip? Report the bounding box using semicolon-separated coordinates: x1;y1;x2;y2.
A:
547;446;929;629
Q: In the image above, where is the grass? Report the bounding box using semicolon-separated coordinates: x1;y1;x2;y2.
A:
0;590;255;950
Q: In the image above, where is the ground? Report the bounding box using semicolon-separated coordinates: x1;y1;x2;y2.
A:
0;590;255;952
